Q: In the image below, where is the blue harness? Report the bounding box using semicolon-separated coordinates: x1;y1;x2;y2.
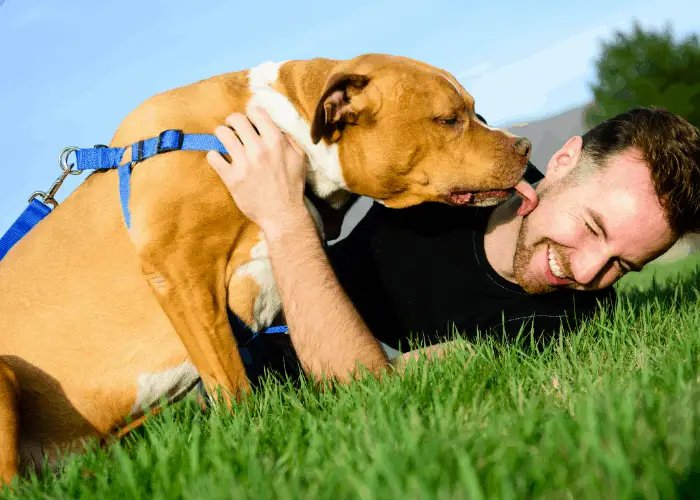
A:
0;130;289;344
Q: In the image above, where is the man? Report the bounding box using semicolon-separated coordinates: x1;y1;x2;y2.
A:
207;106;700;384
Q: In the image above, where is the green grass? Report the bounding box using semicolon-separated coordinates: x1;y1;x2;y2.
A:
4;254;700;499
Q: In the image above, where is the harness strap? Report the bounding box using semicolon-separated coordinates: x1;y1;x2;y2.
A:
74;130;230;229
229;307;289;347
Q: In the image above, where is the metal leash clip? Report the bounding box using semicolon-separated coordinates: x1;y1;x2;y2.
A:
28;146;83;208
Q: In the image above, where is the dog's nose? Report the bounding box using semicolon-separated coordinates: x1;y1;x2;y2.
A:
514;137;532;157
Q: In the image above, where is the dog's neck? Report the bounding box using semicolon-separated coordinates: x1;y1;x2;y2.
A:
246;60;353;210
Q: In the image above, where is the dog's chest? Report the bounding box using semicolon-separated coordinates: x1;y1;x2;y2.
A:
128;361;201;417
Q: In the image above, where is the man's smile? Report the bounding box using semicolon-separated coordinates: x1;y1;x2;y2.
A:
545;245;573;285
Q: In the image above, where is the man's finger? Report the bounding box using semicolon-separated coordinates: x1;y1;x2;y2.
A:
248;107;285;150
206;150;240;185
213;124;245;163
225;113;263;153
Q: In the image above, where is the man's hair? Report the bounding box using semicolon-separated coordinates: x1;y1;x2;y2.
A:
578;106;700;235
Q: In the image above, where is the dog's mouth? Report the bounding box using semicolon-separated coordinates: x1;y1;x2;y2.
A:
447;180;539;210
448;189;511;206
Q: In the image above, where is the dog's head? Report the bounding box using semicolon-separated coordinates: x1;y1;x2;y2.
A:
309;54;535;209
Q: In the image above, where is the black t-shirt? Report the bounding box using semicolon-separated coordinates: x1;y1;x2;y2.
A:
325;198;616;351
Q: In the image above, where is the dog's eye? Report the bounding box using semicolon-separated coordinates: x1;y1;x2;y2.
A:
435;116;460;127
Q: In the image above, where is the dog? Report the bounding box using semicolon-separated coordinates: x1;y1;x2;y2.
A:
0;53;535;483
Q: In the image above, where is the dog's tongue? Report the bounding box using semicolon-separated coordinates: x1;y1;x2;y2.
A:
514;179;538;216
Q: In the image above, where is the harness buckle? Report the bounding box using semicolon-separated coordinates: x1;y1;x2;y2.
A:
129;140;144;163
28;147;83;208
155;130;184;154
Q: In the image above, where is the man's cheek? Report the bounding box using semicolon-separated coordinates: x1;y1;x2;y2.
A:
547;219;581;249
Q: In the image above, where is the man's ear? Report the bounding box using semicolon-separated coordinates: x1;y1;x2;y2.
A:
311;73;371;144
545;136;583;181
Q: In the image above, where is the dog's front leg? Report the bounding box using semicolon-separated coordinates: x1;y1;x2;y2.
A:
136;242;250;407
137;243;250;407
128;161;252;408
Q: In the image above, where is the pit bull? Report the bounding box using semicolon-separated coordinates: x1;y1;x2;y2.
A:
0;53;536;483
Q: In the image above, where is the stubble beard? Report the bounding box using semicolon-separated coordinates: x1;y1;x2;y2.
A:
513;218;554;294
512;184;558;295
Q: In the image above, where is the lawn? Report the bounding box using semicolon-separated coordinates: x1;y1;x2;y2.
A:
3;254;699;499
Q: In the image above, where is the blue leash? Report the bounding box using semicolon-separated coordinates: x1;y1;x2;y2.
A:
0;129;289;339
0;198;53;261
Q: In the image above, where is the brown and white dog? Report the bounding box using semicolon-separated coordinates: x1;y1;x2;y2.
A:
0;53;536;483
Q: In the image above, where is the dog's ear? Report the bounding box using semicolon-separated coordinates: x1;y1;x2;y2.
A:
311;73;371;144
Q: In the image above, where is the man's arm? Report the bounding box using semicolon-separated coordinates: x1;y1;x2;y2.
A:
207;108;391;383
265;211;392;382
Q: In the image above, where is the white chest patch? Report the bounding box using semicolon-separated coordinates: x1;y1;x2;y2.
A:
246;61;347;199
129;361;200;417
234;232;280;333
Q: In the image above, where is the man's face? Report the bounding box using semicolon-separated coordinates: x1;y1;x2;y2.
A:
513;137;677;294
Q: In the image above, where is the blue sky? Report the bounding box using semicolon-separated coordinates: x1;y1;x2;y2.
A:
0;0;697;234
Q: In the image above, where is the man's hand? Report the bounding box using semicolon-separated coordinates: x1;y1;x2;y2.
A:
206;107;310;239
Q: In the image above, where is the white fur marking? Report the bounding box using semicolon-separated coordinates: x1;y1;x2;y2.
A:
130;361;200;416
246;61;347;199
235;233;282;332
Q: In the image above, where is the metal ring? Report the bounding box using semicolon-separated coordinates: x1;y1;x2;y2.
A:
28;191;58;208
58;146;82;175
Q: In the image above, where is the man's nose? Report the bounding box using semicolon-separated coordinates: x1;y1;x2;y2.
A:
570;248;611;286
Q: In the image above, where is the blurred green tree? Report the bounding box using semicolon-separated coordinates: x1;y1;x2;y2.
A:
585;21;700;128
